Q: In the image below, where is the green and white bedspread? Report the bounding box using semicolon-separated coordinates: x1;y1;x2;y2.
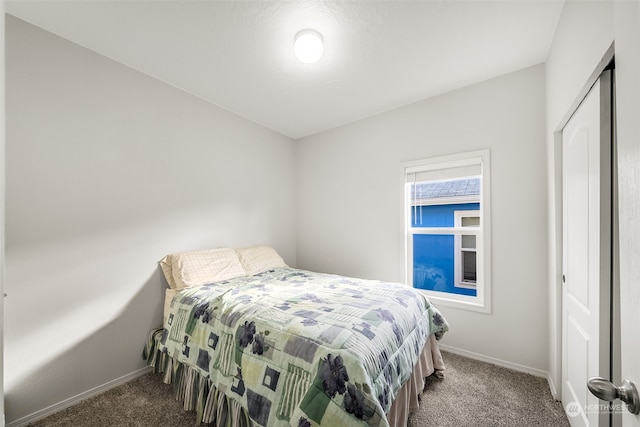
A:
149;267;448;426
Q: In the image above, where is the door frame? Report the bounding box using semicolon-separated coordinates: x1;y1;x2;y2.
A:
1;0;6;423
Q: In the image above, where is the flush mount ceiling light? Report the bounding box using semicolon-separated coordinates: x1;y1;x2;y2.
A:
293;29;324;64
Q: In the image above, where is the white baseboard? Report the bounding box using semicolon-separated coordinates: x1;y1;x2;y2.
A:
438;343;549;379
6;367;151;427
547;373;560;400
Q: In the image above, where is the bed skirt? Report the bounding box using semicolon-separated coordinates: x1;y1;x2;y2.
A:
387;334;445;426
143;328;445;426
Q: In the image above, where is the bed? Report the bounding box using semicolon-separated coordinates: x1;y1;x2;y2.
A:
143;246;448;426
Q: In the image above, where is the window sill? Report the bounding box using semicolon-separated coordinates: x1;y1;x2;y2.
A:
419;289;491;313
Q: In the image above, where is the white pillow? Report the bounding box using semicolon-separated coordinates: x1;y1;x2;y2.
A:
159;247;246;290
236;246;287;276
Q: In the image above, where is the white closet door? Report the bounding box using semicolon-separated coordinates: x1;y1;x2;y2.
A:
562;71;612;427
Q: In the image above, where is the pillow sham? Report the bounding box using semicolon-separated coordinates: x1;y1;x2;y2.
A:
236;246;287;276
159;247;246;290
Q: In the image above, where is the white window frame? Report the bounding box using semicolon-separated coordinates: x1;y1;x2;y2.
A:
403;149;492;313
454;210;480;290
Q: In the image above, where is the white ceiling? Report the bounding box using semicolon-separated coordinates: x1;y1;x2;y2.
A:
5;0;564;139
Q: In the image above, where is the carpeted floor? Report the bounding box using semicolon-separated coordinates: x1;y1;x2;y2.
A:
27;351;569;426
408;352;569;427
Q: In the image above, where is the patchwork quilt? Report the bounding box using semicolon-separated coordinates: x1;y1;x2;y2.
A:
154;267;448;426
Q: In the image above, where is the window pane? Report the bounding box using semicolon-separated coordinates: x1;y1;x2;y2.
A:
410;178;481;228
462;251;477;282
461;216;480;227
461;234;476;249
413;234;477;296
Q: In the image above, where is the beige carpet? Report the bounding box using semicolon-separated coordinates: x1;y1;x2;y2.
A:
28;351;569;426
409;352;569;427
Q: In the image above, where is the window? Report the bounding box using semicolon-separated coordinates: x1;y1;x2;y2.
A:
403;150;491;313
454;210;480;289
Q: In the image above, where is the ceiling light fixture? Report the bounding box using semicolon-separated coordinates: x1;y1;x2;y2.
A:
293;29;324;64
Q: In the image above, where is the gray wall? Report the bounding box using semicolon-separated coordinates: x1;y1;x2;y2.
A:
544;0;640;398
4;15;296;424
295;64;549;373
544;0;615;398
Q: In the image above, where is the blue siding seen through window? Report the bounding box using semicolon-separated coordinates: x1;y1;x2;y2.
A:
412;203;479;296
